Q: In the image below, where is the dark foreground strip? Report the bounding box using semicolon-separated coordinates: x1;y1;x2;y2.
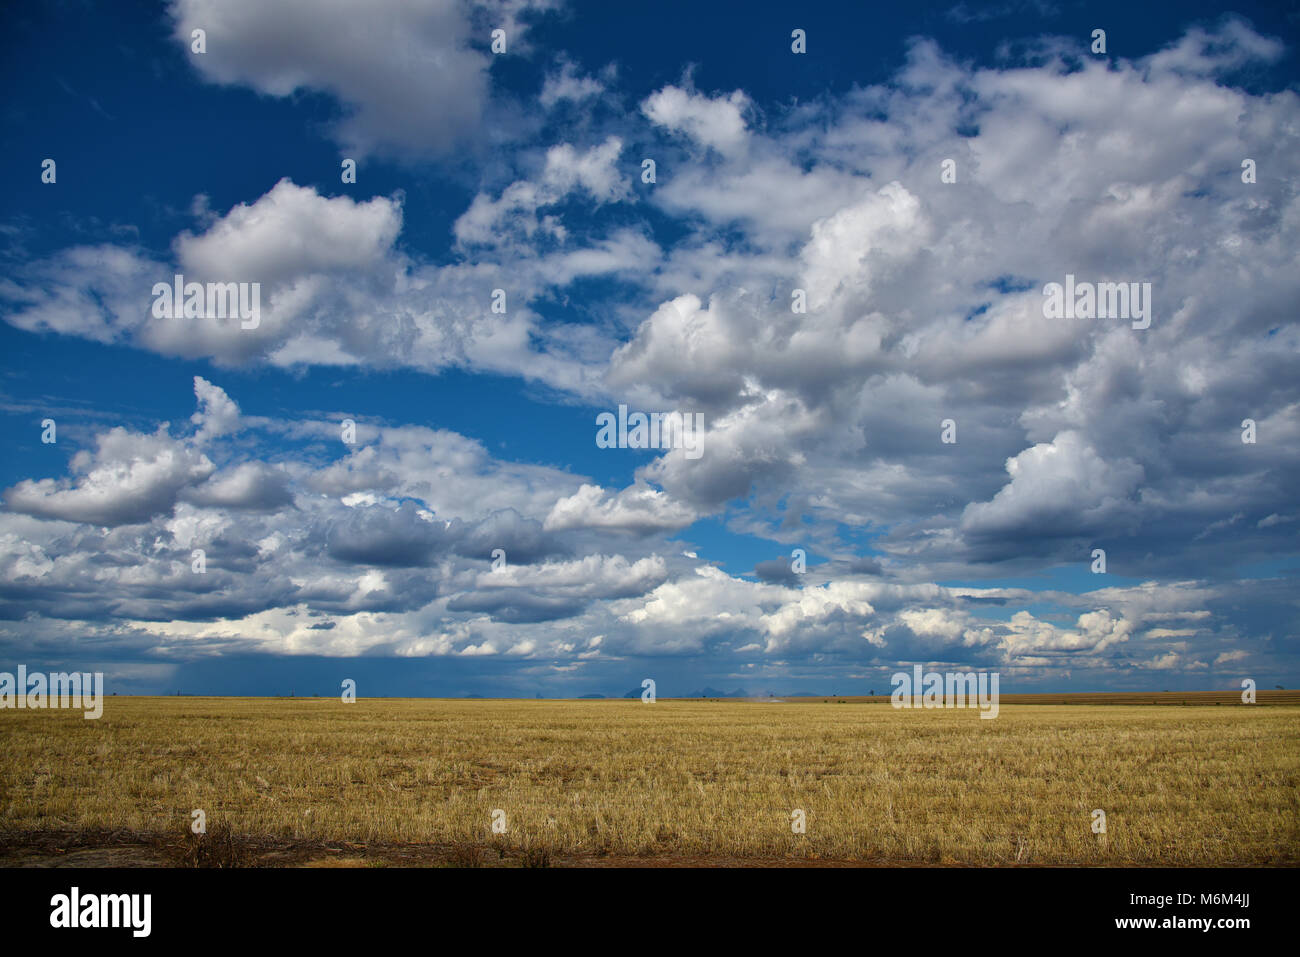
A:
0;865;1280;943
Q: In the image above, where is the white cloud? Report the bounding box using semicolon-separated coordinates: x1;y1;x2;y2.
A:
454;137;629;246
961;431;1145;538
169;0;559;157
2;20;1297;685
5;427;215;527
544;483;697;535
191;376;242;441
642;85;751;154
540;58;607;107
175;179;401;285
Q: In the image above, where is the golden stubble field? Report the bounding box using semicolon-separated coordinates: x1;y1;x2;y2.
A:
2;697;1297;865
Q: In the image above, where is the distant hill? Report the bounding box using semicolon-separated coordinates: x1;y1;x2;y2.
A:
686;687;750;698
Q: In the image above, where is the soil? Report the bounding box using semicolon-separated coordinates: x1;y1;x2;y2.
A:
0;828;956;868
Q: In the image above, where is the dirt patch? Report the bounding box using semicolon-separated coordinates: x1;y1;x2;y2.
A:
0;829;969;868
1;845;169;868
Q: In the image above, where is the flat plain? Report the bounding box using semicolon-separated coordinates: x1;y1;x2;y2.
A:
1;694;1296;866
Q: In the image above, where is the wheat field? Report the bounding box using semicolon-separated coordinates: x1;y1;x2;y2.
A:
2;697;1297;865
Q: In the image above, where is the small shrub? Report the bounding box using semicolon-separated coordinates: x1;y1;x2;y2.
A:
520;843;552;868
178;821;253;868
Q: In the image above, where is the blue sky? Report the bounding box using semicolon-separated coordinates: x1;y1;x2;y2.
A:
1;0;1297;697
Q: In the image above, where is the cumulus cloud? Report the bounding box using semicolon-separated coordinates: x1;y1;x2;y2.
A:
1;19;1296;688
2;178;620;394
642;85;751;154
169;0;559;157
453;137;629;247
544;483;698;535
191;376;242;441
174;179;401;285
183;463;295;511
960;431;1145;545
5;427;215;527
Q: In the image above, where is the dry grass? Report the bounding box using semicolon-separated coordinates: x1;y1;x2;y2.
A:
1;697;1296;865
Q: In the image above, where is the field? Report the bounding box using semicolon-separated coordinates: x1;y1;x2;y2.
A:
2;695;1298;867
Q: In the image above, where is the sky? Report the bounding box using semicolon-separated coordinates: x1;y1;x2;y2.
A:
0;0;1297;697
